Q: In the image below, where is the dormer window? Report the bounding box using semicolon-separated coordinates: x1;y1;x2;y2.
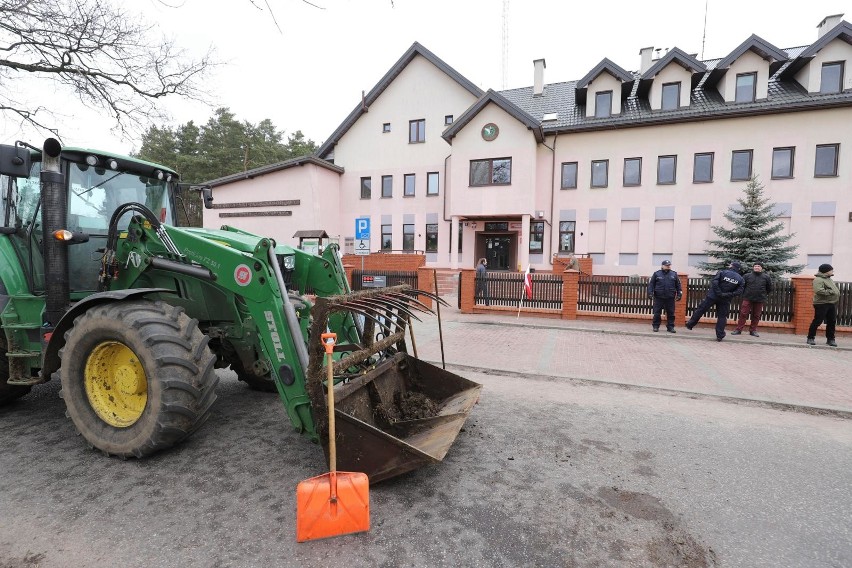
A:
595;91;612;118
820;62;844;93
661;82;681;110
735;73;757;103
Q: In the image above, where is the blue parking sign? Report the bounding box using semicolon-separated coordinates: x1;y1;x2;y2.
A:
356;217;370;239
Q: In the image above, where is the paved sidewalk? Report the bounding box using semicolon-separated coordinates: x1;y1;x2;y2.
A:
411;296;852;415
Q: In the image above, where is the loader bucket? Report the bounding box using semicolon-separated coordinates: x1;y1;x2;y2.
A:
322;351;481;484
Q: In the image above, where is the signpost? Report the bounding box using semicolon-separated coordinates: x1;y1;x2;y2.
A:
355;219;370;271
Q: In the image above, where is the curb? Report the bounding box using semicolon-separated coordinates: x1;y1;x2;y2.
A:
429;361;852;420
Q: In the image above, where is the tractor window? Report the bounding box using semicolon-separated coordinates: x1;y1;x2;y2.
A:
3;161;45;292
68;163;174;233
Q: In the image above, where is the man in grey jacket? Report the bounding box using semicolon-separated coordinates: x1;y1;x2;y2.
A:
732;261;772;337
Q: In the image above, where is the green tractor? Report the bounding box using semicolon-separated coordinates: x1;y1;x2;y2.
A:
0;139;480;483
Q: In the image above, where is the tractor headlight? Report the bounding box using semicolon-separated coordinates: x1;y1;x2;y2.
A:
282;255;295;270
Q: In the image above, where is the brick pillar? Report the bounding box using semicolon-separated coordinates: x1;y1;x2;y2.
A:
561;270;579;319
676;273;689;326
791;275;815;336
416;267;435;309
460;269;475;314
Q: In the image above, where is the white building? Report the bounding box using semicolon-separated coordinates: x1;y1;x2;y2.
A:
204;15;852;279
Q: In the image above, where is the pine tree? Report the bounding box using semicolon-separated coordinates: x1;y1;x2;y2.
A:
697;176;805;277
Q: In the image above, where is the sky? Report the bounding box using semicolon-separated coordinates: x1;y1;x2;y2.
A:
2;0;847;154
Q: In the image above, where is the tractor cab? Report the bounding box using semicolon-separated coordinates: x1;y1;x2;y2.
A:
1;143;179;296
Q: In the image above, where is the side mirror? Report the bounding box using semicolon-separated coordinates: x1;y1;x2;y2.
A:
0;144;32;177
201;186;214;209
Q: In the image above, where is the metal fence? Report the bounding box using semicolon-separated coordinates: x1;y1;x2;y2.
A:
577;275;653;314
351;269;418;291
836;281;852;327
686;278;794;323
475;272;562;310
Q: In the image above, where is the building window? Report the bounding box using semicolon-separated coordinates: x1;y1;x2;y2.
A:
693;153;714;183
381;175;392;198
561;162;578;189
771;147;795;179
657;155;677;184
425;224;438;252
427;172;439;196
559;221;576;253
458;222;463;252
381;224;392;251
444;115;454;125
820;62;844;94
382;123;391;133
595;91;612;118
591;160;608;188
404;174;415;197
470;158;512;186
731;150;753;181
409;119;425;143
529;221;544;253
623;157;642;186
815;144;839;177
360;177;371;199
661;82;680;110
735;72;756;103
403;224;415;251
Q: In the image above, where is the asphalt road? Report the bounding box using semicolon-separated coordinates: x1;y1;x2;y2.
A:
1;365;850;568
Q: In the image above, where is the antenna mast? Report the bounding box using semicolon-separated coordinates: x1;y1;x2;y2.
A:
701;0;709;60
502;0;509;89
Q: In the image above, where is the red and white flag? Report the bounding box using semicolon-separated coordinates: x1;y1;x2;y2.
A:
523;265;533;300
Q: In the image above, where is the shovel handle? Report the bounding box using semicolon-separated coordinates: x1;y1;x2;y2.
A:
321;333;338;475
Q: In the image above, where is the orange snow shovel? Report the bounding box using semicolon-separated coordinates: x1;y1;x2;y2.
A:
296;332;370;542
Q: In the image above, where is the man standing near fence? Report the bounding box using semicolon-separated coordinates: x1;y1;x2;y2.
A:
475;258;490;306
807;264;840;347
648;260;682;333
686;261;745;341
732;261;773;337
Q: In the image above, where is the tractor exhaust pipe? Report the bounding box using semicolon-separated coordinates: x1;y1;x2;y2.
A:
40;138;69;326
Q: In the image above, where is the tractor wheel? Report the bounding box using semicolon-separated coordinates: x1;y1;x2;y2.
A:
57;300;218;458
0;344;31;407
231;357;277;393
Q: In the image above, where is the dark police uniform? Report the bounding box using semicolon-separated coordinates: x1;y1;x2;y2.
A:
647;267;682;331
686;265;745;340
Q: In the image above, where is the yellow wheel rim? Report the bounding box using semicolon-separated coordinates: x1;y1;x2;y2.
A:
84;341;148;428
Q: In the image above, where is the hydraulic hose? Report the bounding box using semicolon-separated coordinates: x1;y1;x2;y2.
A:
268;247;310;372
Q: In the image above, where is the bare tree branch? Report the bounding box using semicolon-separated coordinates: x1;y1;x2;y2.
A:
0;0;215;141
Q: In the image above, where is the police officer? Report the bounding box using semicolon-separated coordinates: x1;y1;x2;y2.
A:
686;261;745;341
647;260;682;333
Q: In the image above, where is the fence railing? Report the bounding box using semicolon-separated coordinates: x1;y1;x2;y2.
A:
351;269;418;291
577;275;653;314
686;278;794;323
475;272;562;310
837;281;852;327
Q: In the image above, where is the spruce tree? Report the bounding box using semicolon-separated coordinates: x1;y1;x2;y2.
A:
697;176;804;277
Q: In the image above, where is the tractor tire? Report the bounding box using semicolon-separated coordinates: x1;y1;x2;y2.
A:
230;357;277;393
57;300;218;458
0;345;31;407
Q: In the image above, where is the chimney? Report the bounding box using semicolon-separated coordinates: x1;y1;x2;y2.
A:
533;58;546;96
639;46;654;73
817;13;844;38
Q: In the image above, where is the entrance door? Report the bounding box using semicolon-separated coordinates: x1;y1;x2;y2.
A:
484;236;511;271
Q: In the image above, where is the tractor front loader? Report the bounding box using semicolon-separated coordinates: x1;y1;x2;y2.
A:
0;139;480;483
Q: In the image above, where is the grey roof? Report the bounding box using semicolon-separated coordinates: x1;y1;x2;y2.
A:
781;20;852;79
576;58;634;87
316;42;484;159
293;230;329;239
498;41;852;135
204;155;343;188
442;89;543;144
